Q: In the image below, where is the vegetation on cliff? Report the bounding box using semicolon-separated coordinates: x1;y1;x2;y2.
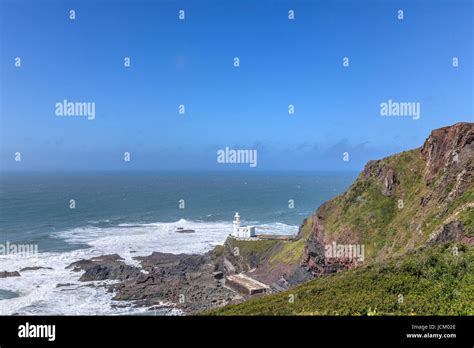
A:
208;242;474;315
310;122;473;265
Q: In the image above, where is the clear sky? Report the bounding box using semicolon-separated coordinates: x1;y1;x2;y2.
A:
1;0;472;171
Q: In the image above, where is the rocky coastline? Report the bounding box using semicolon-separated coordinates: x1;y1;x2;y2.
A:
66;248;245;314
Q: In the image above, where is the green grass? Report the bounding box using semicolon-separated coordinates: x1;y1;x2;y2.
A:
269;238;305;265
207;243;474;316
458;206;474;237
226;237;280;257
224;237;306;267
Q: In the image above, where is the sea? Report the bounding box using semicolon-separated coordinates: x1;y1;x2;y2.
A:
0;171;356;315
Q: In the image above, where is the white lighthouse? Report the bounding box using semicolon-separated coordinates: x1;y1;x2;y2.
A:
232;212;256;238
233;212;241;235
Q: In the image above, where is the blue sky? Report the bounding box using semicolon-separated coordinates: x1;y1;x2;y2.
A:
1;0;472;171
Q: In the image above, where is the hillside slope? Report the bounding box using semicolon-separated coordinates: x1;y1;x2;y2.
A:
209;242;474;315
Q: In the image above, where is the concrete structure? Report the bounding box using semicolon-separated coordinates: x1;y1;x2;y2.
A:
225;273;270;296
232;212;256;238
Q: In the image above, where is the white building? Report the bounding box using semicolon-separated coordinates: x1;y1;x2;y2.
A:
232;212;256;238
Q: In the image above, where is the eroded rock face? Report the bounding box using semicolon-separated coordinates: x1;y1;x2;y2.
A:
297;213;360;281
421;123;473;179
361;161;399;197
382;168;398;196
427;221;465;245
300;215;326;277
420;122;473;202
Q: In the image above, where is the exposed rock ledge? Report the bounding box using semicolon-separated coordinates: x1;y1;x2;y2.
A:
67;251;242;314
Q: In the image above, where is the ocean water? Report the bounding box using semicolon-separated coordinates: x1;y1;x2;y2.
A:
0;171;356;315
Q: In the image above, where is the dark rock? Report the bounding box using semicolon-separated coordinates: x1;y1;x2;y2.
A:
361;161;399;196
299;215;327;278
213;271;223;279
67;254;141;281
70;251;239;314
80;264;141;282
382;168;398;196
420;122;473;202
428;221;465;245
175;228;195;233
0;271;20;278
56;283;75;288
20;266;53;272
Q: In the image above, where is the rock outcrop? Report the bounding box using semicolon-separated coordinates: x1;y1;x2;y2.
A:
68;254;142;281
68;251;239;314
299;215;326;277
420;122;473;181
0;271;20;278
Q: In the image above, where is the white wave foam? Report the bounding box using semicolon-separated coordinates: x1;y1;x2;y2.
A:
54;219;233;265
0;219;297;315
0;248;139;315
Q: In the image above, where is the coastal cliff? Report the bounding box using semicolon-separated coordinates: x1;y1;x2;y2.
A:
209;122;474;315
298;122;473;277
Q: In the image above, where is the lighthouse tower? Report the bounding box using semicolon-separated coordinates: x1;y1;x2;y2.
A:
233;212;241;235
231;212;256;238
